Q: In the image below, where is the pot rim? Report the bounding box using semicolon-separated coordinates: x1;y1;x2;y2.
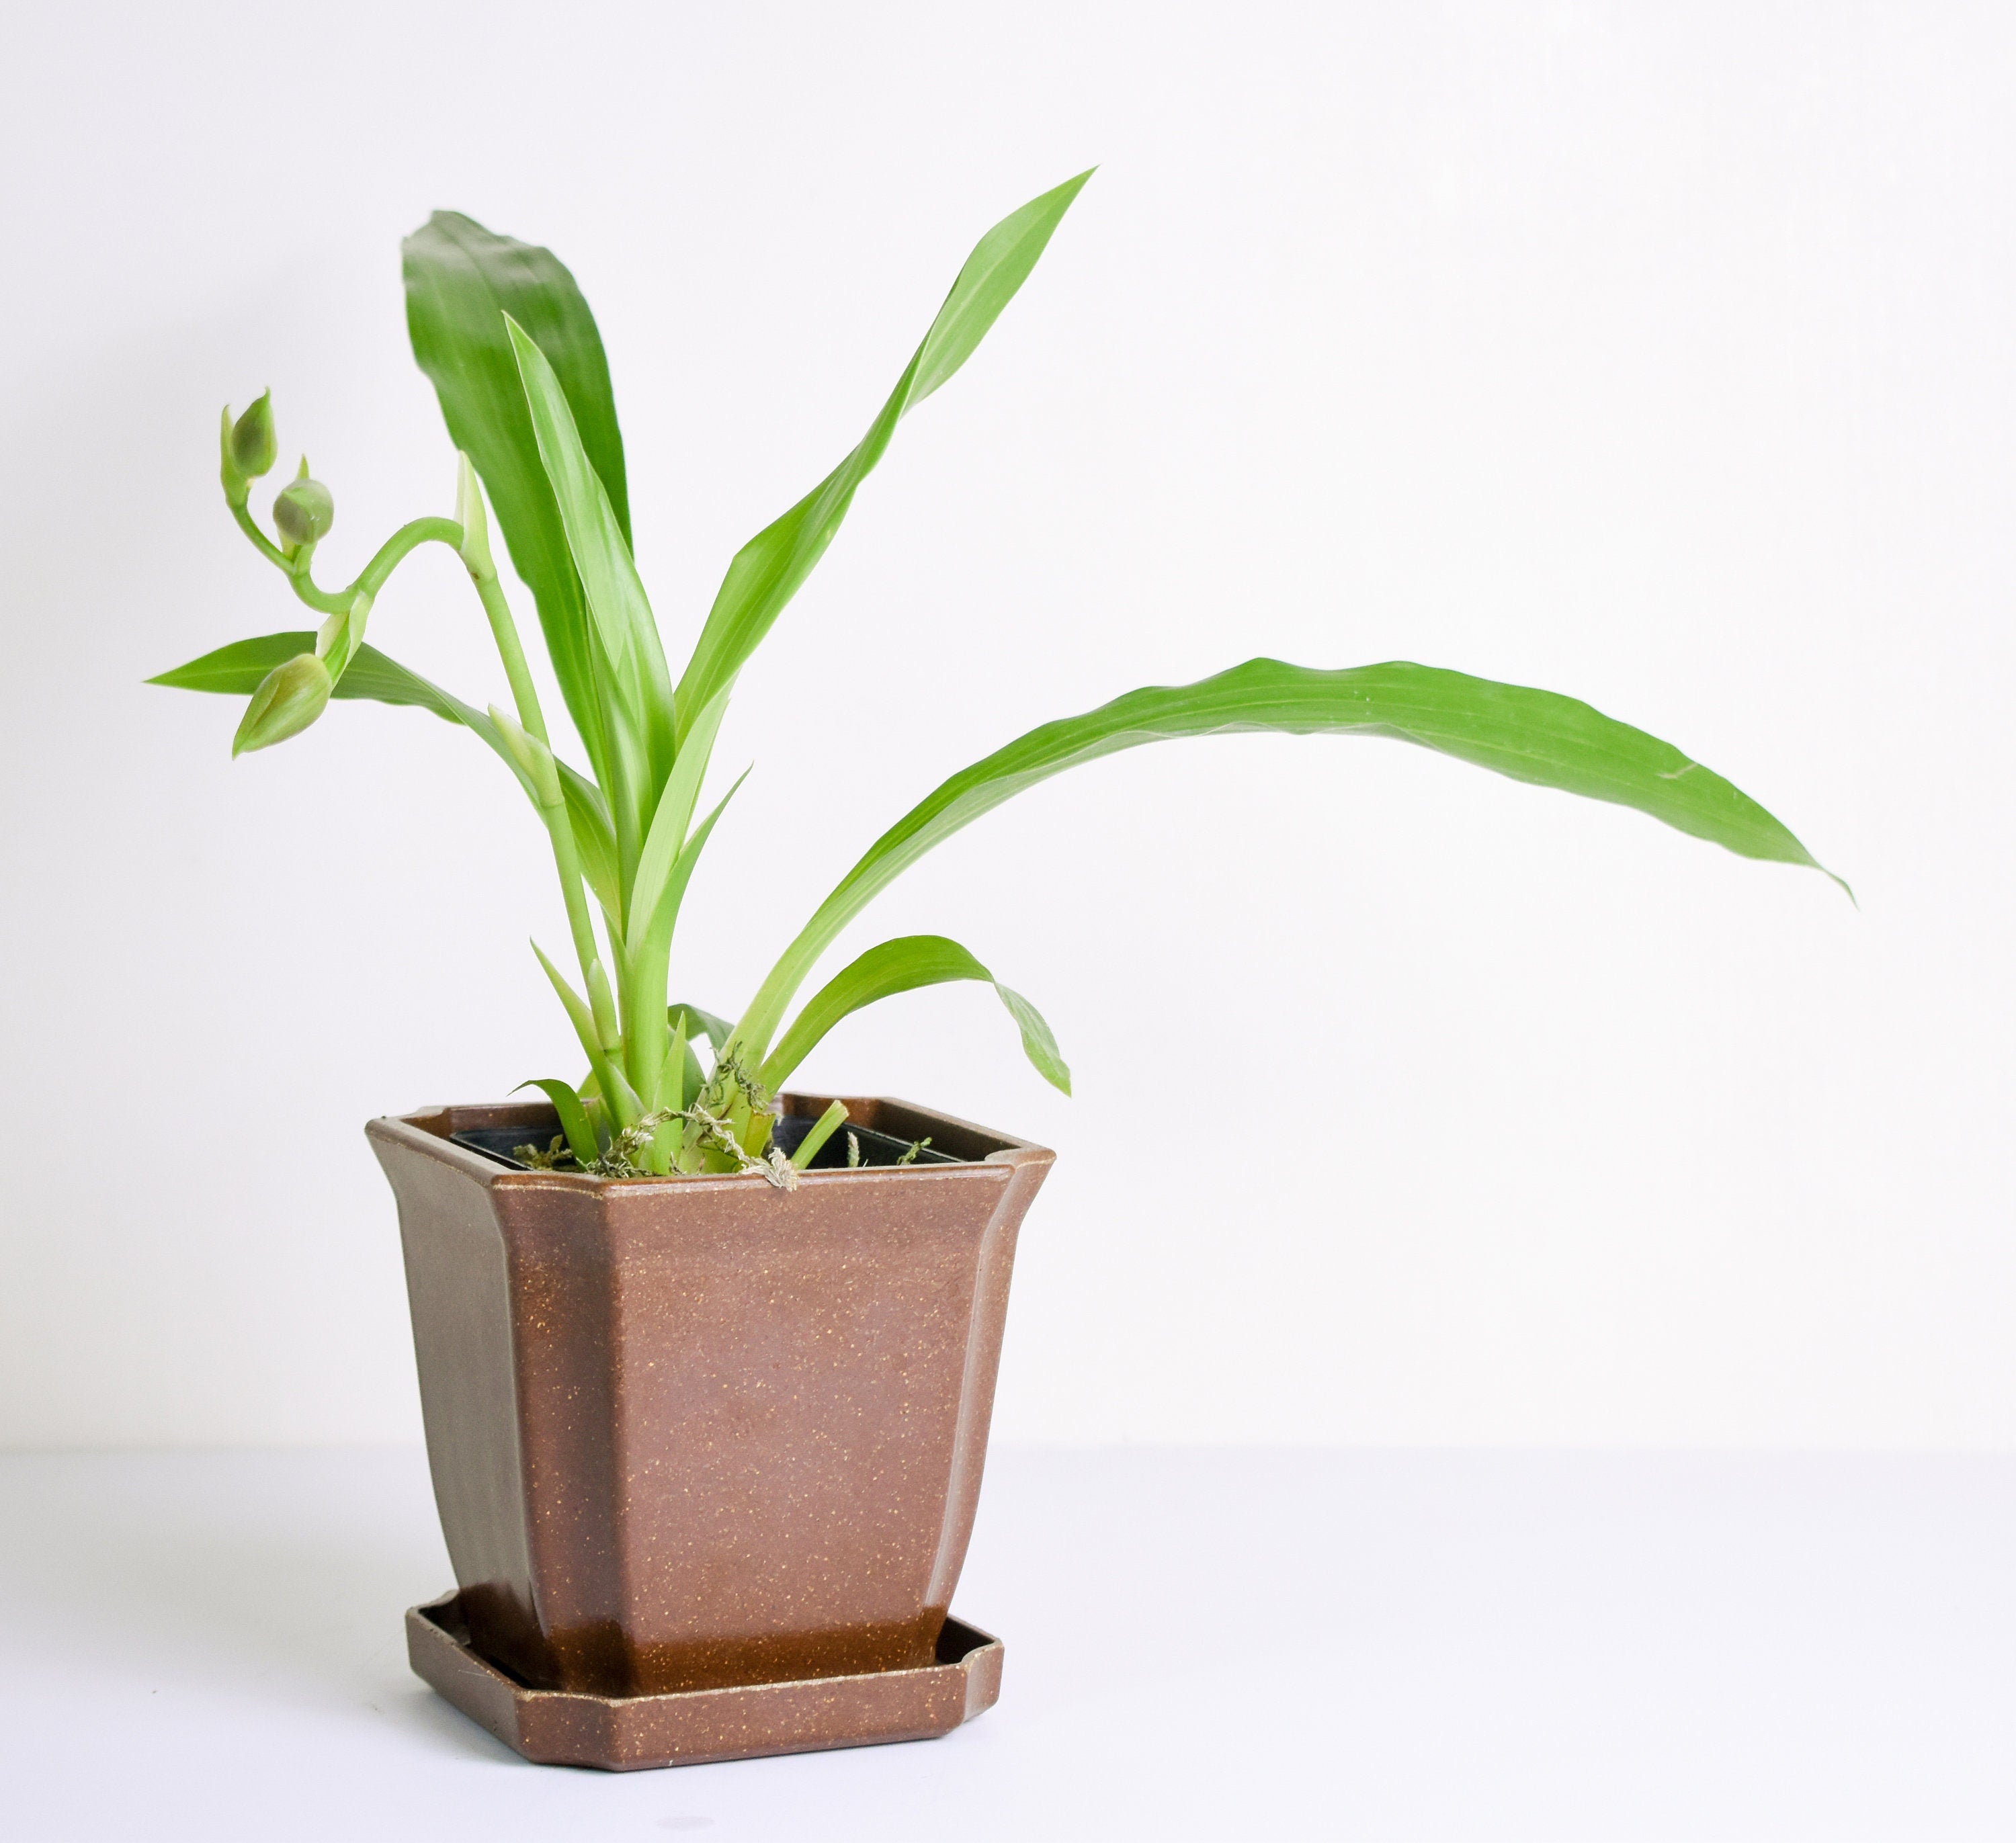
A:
365;1092;1053;1191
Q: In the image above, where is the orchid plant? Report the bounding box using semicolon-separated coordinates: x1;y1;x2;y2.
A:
153;171;1840;1181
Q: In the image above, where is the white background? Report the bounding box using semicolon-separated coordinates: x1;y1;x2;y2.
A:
1;1;2009;1453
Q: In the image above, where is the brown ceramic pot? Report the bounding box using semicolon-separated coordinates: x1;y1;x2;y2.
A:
367;1093;1052;1699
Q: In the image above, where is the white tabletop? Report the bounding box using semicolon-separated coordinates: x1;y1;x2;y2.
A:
3;1447;2010;1840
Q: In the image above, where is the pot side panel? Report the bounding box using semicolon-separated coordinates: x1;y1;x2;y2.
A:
372;1123;554;1686
588;1169;1011;1692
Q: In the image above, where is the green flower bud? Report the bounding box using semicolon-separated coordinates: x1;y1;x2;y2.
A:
219;406;251;509
229;391;278;480
233;652;333;757
274;474;335;546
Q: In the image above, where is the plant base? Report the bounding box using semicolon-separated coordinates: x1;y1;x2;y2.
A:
406;1591;1003;1771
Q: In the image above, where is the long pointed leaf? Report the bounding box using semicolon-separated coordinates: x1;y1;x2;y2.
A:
734;657;1842;1060
671;170;1093;734
759;934;1069;1095
666;1008;691;1113
150;632;621;918
620;768;748;1109
403;212;628;786
559;769;622;926
626;680;734;957
505;315;677;797
532;940;638;1127
669;1003;734;1055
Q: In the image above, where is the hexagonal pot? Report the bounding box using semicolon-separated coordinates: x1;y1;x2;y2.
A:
366;1092;1052;1704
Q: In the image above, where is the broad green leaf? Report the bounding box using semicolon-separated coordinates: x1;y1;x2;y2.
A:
151;632;350;698
512;1077;598;1166
671;170;1093;735
759;934;1069;1095
734;657;1842;1060
505;315;677;805
403;212;628;787
150;632;621;918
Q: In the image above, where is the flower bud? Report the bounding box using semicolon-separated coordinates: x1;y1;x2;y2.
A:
274;473;335;546
233;652;333;757
229;391;278;480
219;407;251;509
455;452;496;582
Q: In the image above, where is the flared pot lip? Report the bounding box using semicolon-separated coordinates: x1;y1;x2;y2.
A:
365;1092;1054;1192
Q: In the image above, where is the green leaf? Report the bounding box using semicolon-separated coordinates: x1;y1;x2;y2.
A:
735;657;1842;1060
626;679;734;957
759;933;1070;1095
403;212;628;788
559;769;622;927
665;1007;691;1114
532;940;638;1127
789;1099;850;1170
512;1077;598;1166
620;769;748;1110
151;632;341;697
150;632;621;916
669;1002;734;1054
505;314;677;808
671;169;1093;736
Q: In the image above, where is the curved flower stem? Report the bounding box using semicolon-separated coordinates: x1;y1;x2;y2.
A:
230;492;464;617
354;517;462;599
229;501;290;570
289;516;464;615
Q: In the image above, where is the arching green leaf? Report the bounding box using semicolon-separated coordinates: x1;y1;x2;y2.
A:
759;933;1069;1095
671;170;1093;734
734;657;1843;1060
511;1078;598;1166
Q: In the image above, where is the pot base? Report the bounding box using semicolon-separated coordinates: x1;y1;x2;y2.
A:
405;1592;1003;1771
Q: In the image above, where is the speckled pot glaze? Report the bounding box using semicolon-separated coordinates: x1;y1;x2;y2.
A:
368;1095;1052;1699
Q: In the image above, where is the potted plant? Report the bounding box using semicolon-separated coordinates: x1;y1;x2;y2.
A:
153;171;1841;1770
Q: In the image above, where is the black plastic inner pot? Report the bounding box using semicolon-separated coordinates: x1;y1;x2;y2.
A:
451;1112;961;1173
